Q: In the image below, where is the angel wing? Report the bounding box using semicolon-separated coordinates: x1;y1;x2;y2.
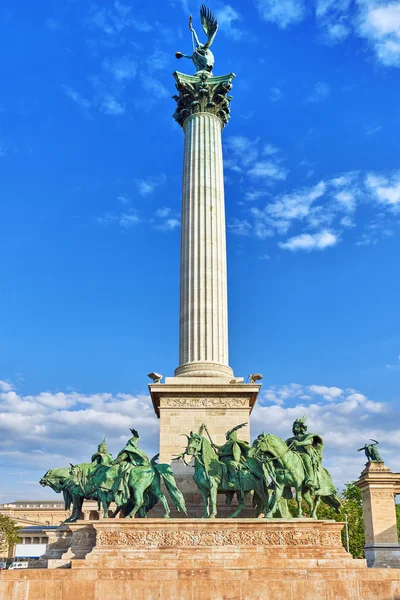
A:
200;4;218;49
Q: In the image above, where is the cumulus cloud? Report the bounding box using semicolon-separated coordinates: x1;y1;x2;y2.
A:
278;229;339;251
100;94;125;116
254;0;400;68
215;5;244;41
305;81;331;103
229;168;400;251
103;56;137;81
270;87;283;102
224;136;288;182
135;174;166;197
153;207;181;231
357;2;400;67
365;171;400;210
141;75;169;100
0;381;14;393
255;0;306;28
146;50;170;73
62;86;91;111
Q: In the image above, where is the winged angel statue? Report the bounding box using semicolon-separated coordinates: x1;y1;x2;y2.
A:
175;5;218;73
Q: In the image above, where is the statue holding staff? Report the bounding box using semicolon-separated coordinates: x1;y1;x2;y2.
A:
358;439;383;462
175;5;218;73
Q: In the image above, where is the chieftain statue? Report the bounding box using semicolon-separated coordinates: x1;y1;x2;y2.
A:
211;422;250;495
40;429;186;522
40;416;341;521
358;439;383;462
251;417;341;518
285;415;323;490
91;436;113;466
178;423;270;518
175;5;218;73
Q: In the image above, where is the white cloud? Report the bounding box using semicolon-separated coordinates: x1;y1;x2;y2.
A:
62;86;91;111
335;190;356;212
100;95;125;116
270;181;326;221
88;2;152;36
135;174;166;196
263;144;280;156
270;87;283;102
230;168;400;251
141;75;168;100
97;210;140;228
0;381;14;393
305;81;331;103
215;5;244;41
156;207;172;218
366;171;400;209
365;124;383;136
315;0;352;43
227;218;252;236
155;218;180;231
248;161;288;180
146;50;169;72
103;56;137;81
225;136;259;169
255;0;306;28
358;2;400;67
254;0;400;67
225;136;288;185
279;229;339;251
308;385;343;400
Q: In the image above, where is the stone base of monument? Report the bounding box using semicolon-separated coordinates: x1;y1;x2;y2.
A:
2;519;400;599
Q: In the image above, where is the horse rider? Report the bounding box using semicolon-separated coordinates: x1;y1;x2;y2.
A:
285;416;323;491
112;428;151;507
212;423;250;494
91;437;113;466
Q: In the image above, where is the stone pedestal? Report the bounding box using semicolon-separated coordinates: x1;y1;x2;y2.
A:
5;519;400;600
356;461;400;568
150;377;260;464
149;377;260;516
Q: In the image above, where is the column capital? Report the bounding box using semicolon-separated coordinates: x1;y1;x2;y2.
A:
172;70;235;128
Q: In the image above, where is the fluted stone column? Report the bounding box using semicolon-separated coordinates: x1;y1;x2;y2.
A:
148;69;261;481
173;70;235;379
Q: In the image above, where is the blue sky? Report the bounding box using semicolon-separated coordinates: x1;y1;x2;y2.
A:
0;0;400;502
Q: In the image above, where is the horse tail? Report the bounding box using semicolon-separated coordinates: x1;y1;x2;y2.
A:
321;493;341;513
154;464;187;515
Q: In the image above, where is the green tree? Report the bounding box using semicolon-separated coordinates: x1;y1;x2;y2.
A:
316;483;365;558
0;515;21;557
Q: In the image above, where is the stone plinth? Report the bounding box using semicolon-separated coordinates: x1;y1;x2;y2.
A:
4;519;400;600
356;461;400;568
149;378;260;465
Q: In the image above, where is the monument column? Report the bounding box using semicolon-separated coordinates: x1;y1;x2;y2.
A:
174;71;234;379
149;67;261;477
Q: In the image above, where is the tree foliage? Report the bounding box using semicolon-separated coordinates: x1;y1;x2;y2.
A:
0;514;21;555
